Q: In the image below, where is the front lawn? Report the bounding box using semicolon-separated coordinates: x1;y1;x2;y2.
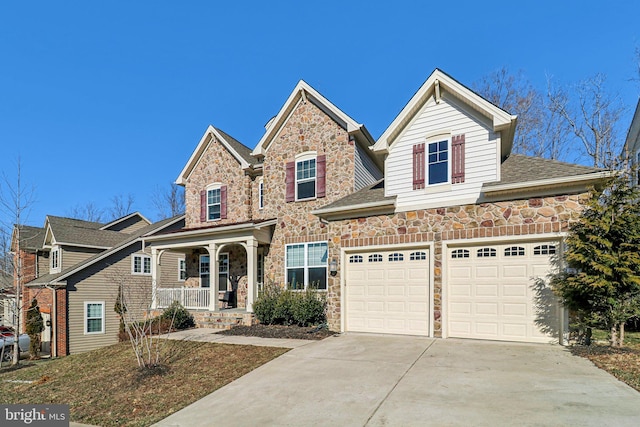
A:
0;340;288;426
571;330;640;392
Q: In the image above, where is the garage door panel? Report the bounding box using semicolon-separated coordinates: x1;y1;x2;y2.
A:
476;266;499;278
346;248;430;336
476;284;498;297
448;241;559;344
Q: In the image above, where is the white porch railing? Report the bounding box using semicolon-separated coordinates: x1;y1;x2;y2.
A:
156;288;210;310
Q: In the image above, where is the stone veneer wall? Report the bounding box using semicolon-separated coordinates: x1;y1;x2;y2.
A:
184;134;252;229
259;100;358;295
326;194;590;333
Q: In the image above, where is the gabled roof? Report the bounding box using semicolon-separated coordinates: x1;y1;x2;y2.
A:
372;69;518;159
176;126;257;185
43;215;125;249
251;80;375;157
101;212;151;231
28;215;185;286
11;225;45;252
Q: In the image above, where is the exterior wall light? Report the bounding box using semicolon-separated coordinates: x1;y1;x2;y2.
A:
329;258;338;276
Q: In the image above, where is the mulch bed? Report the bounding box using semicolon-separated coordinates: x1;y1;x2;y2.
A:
218;324;336;340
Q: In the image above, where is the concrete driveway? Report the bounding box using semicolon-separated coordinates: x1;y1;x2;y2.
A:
154;334;640;427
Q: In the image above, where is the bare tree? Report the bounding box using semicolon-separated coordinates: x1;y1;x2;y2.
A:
67;202;104;222
108;194;135;220
151;183;185;220
0;158;36;365
473;67;570;160
547;73;626;169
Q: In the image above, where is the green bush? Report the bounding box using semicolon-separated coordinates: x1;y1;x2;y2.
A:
254;283;327;327
161;301;195;330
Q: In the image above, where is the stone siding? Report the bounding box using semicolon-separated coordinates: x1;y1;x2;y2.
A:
184;134;252;229
326;194;589;333
259;100;357;291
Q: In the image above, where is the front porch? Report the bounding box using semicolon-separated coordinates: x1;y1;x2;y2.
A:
144;219;275;319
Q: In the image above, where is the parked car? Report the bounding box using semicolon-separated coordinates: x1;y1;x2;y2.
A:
0;326;30;362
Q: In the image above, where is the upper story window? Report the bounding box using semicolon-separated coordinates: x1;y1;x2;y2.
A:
413;133;465;189
132;254;151;275
428;140;449;185
258;177;264;209
286;153;326;202
51;247;60;272
200;184;227;222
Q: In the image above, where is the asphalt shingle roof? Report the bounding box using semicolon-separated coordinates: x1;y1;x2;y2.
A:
15;225;45;251
483;154;603;187
214;127;258;165
47;216;126;248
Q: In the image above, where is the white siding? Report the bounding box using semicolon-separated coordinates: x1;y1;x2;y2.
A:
354;143;383;191
385;92;501;211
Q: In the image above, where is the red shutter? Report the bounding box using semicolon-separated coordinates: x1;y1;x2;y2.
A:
413;143;425;190
220;185;227;219
316;155;326;198
200;190;206;222
285;161;295;202
451;134;465;184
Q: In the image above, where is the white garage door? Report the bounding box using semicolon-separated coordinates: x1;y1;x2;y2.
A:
345;248;430;336
447;241;560;343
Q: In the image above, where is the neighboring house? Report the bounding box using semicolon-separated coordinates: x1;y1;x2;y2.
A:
0;271;14;325
14;213;184;356
624;98;640;181
144;69;608;344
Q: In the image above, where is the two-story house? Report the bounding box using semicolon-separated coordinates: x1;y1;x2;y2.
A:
147;69;608;344
16;213;184;356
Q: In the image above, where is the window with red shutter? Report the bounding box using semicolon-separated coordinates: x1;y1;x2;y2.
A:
451;134;465;184
285;161;295;202
200;190;206;222
316;155;326;198
413;143;425;190
220;185;227;219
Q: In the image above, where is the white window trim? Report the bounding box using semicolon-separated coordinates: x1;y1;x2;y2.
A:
200;254;210;288
50;247;61;273
178;258;186;282
132;254;152;275
425;133;451;187
258;177;264;209
206;183;223;222
285;241;328;291
84;301;105;335
295;151;317;201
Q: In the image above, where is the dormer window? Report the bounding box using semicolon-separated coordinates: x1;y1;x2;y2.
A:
285;153;326;202
413;133;465;189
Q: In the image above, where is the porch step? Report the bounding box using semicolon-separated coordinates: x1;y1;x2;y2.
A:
191;310;256;330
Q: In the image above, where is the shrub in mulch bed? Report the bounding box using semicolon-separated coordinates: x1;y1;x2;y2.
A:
218;324;335;340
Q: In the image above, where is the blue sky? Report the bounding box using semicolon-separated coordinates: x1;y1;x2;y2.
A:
1;1;639;227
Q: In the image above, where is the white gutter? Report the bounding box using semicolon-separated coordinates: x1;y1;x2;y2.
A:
312;199;395;216
483;171;611;194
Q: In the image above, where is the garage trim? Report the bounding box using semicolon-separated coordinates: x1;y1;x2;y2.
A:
340;242;435;337
442;233;568;343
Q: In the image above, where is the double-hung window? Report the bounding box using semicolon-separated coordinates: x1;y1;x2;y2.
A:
428;139;449;185
85;302;105;334
51;247;60;272
207;187;222;220
179;259;186;281
286;242;328;290
296;157;316;200
132;254;151;275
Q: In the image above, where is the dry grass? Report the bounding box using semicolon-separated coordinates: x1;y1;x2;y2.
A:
0;340;288;426
571;331;640;392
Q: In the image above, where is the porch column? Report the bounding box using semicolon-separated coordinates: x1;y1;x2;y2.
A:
151;248;158;309
246;237;258;312
208;243;218;311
